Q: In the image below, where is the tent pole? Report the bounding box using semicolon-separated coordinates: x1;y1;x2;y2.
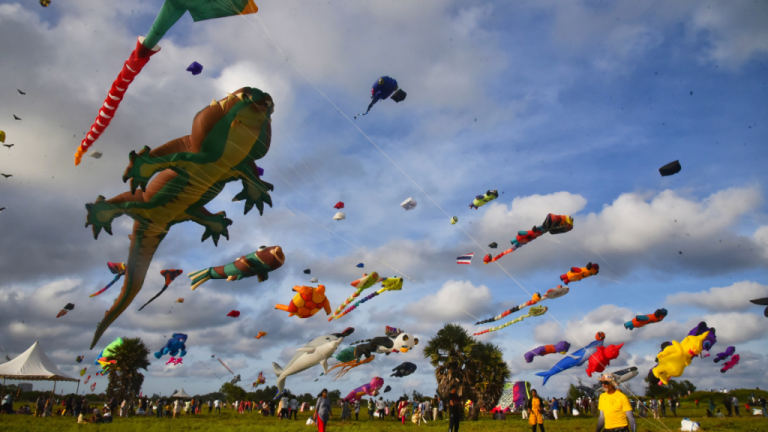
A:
76;380;80;396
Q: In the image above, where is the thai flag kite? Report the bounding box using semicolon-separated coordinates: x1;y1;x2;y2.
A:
457;253;474;265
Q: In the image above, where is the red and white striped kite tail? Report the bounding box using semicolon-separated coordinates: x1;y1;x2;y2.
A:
74;37;159;165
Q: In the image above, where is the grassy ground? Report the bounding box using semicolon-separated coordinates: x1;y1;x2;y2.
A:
3;394;767;432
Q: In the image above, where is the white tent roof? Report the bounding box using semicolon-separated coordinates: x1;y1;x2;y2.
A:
0;341;78;382
172;388;191;398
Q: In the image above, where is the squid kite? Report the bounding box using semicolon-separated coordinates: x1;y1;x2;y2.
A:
189;246;285;290
624;308;667;330
332;277;403;320
138;269;183;311
524;341;571;363
74;0;259;165
475;286;568;325
484;214;574;264
275;285;332;319
469;190;498;209
560;262;599;284
329;272;381;321
89;262;127;297
474;306;547;336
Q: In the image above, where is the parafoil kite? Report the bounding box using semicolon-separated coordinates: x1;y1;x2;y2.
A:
255;332;268;339
80;367;87;376
189;246;285;290
89;151;103;159
714;347;735;363
329;272;382;321
333;202;344;209
154;334;187;359
74;0;259;165
355;76;406;118
304;269;311;274
273;328;354;395
535;335;605;385
83;375;91;384
89;262;127;297
624;308;667;330
186;61;203;75
400;197;417;211
474;306;548;336
586;343;624;377
227;310;240;318
484;214;574;264
560;262;599;285
750;297;768;317
383;385;392;393
175;298;184;303
76;356;84;363
94;337;123;374
275;285;332;318
469;190;498;209
391;362;417;377
218;358;235;375
139;269;183;311
344;377;384;402
329;329;418;379
333;212;346;221
310;277;318;283
659;160;681;177
165;357;183;366
253;371;266;387
56;303;75;318
488;242;498;249
720;354;739;373
356;263;365;268
83;87;276;349
475;286;568;325
332;277;403;320
651;331;710;385
524;341;571;363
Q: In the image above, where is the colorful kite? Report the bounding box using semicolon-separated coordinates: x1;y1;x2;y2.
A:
80;367;87;376
474;306;548;336
329;272;382;321
0;130;5;142
94;337;123;374
343;377;384;402
253;371;266;387
165;357;183;366
275;284;332;319
218;358;235;375
451;216;458;225
255;332;268;339
90;382;97;392
391;362;417;378
720;354;739;373
89;262;127;298
585;343;624;377
475;286;568;325
138;269;183;311
175;298;184;303
356;263;365;268
687;321;717;358
560;262;599;285
189;246;285;290
624;308;668;330
154;334;187;359
355;76;406;118
524;341;571;363
332;277;404;320
329;330;418;379
484;214;574;264
83;375;91;384
76;356;84;363
714;347;735;363
74;0;259;165
535;334;605;385
56;303;75;318
469;190;498;209
652;331;710;385
456;253;474;265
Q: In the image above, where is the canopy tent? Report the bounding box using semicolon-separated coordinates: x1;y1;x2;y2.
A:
172;388;191;399
0;341;80;395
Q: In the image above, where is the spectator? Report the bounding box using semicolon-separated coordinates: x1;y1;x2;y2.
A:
448;388;462;432
354;399;360;421
291;397;298;420
551;397;559;420
422;398;431;422
670;397;677;417
214;399;221;414
526;389;545;432
732;396;740;416
376;397;386;420
368;398;375;420
595;374;635;432
438;396;444;420
723;395;733;417
314;389;332;432
173;399;181;418
35;396;45;417
397;397;408;424
758;396;767;418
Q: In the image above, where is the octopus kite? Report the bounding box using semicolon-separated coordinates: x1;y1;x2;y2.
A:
84;87;276;349
484;214;574;264
275;285;332;318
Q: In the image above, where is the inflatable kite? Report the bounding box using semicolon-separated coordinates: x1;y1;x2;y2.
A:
310;277;318;283
275;284;332;319
355;76;406;118
451;216;458;225
356;263;365;268
230;374;241;385
227;310;240;318
659;160;681;177
83;87;276;349
535;335;605;385
189;246;285;290
586;343;624;377
56;303;75;318
383;385;392;393
76;356;84;363
329;272;382;321
303;269;311;274
714;347;735;363
329;329;418;379
344;377;384;402
624;308;668;330
560;262;599;284
165;357;183;366
175;298;184;303
391;362;417;377
154;333;188;359
475;286;568;325
524;341;571;363
720;354;739;373
255;332;268;339
488;242;498;249
651;331;710;385
83;375;91;384
89;151;103;159
138;269;183;311
273;328;354;395
333;202;344;209
469;190;498;209
750;297;768;317
80;367;87;376
332;277;403;320
89;262;127;297
400;197;417;211
687;321;717;358
94;337;123;374
218;358;235;375
0;130;4;143
474;306;548;336
74;0;259;165
90;382;97;392
186;61;203;75
333;212;346;220
484;214;574;264
253;371;266;387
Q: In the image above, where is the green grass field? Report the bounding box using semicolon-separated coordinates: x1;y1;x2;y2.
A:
3;391;767;432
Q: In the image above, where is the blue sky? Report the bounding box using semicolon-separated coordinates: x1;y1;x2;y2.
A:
1;0;767;401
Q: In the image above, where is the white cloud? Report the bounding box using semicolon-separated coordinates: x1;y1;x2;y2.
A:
404;280;492;323
667;281;768;312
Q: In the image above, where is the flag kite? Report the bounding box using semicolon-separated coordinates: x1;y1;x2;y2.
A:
457;253;474;265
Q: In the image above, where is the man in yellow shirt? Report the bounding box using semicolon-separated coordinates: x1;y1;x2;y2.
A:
596;373;636;432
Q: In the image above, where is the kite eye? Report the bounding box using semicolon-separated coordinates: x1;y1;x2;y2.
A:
402;335;409;342
379;78;385;85
258;245;267;251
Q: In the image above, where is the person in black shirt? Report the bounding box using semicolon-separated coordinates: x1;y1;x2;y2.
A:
448;388;461;432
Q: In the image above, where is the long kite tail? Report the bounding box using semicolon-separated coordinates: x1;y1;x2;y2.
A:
89;274;123;298
333;291;380;320
329;289;364;321
137;285;168;311
474;306;548;336
74;38;159;165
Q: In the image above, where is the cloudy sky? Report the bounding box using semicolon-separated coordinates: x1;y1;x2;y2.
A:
1;0;767;401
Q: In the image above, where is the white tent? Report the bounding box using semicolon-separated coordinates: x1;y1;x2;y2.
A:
172;388;191;399
0;341;79;394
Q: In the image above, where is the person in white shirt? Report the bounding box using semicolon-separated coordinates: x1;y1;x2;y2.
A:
214;400;221;414
280;396;289;419
376;397;386;420
290;398;298;420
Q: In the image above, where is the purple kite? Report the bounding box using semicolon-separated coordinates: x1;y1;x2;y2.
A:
714;346;735;363
343;376;384;403
524;341;571;363
186;61;203;75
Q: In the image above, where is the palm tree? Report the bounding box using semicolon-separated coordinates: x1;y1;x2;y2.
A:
468;341;510;419
105;337;151;404
423;324;476;409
